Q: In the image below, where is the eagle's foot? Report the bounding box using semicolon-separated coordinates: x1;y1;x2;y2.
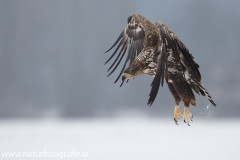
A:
173;105;183;125
183;107;193;126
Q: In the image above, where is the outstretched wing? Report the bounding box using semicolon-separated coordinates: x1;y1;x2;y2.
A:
105;15;145;84
156;21;201;80
148;21;201;106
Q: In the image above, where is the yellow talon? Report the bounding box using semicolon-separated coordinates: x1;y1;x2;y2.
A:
173;105;183;125
183;107;193;126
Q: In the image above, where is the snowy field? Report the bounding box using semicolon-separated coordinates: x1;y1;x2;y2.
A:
0;117;239;160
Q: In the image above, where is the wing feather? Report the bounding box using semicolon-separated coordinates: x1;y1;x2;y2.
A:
107;38;129;77
105;36;127;67
105;15;145;84
147;25;168;106
105;30;124;53
148;21;202;105
156;22;201;80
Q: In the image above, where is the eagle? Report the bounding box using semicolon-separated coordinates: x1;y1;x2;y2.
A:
104;14;216;126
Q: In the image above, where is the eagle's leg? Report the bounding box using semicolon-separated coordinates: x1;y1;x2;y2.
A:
173;105;183;125
183;107;193;126
167;82;183;125
170;73;195;126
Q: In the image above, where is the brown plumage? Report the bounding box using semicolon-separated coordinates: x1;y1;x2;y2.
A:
104;13;216;125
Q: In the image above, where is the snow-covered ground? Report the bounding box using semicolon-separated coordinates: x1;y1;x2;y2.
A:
0;117;239;160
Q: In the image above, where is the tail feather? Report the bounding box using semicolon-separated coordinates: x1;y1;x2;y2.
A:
190;79;216;107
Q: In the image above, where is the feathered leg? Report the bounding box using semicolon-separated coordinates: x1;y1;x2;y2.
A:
168;83;183;125
171;73;196;126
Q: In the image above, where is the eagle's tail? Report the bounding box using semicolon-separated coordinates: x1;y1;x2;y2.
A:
190;78;216;107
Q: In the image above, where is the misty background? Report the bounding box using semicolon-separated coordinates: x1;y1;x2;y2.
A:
1;1;240;160
0;0;240;119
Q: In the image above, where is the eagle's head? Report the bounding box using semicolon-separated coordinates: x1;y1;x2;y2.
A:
122;60;145;81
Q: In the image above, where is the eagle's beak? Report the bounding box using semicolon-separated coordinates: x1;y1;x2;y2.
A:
122;73;132;81
122;75;126;81
120;73;132;87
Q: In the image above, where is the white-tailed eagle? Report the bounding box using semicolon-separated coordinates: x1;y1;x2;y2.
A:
104;14;216;126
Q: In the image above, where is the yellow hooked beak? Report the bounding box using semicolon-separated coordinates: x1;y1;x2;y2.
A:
122;73;132;81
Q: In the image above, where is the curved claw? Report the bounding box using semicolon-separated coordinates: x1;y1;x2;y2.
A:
174;105;183;125
183;107;193;126
174;118;179;125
